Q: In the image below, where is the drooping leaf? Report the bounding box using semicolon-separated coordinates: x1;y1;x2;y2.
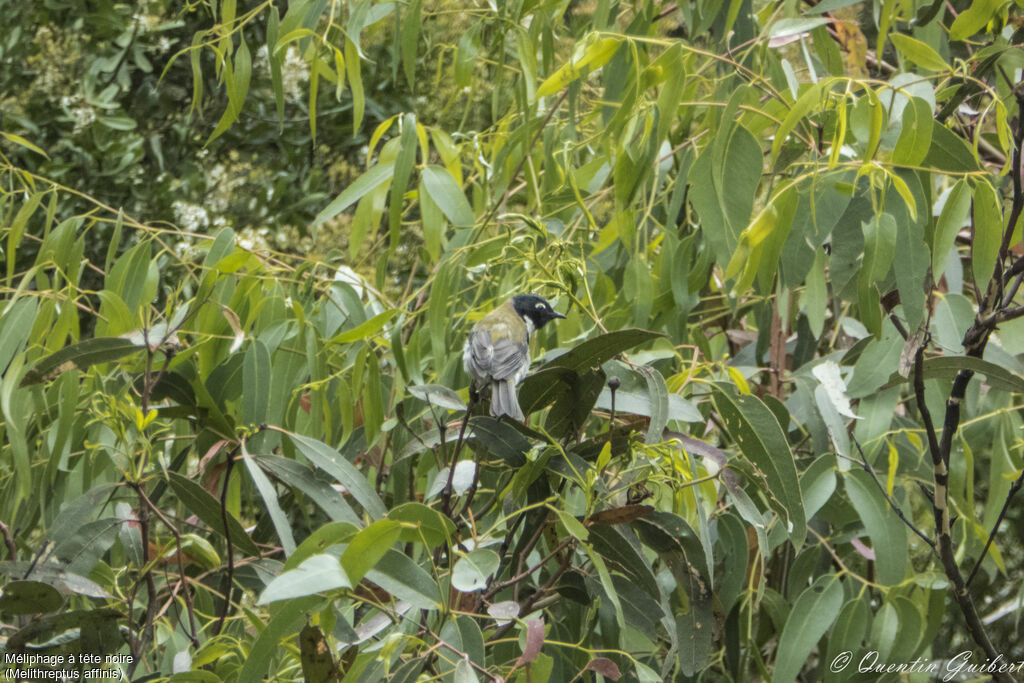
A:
771;575;845;683
258;555;351;604
711;383;806;548
21;338;143;386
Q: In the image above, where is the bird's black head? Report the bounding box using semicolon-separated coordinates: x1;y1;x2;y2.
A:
511;294;565;330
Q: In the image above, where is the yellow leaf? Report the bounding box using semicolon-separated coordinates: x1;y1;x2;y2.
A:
536;35;621;98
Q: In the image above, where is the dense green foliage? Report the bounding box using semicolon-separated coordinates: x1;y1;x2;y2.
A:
2;0;1024;680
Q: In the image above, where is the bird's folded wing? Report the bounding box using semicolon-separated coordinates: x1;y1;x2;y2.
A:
466;329;528;381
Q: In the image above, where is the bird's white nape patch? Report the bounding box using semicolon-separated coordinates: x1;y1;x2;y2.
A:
521;315;535;335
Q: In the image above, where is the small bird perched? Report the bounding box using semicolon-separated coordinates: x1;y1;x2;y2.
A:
463;294;565;420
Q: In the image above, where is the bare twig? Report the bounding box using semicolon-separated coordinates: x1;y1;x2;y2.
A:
0;520;16;561
852;437;935;551
135;486;200;647
213;443;240;637
966;470;1024;587
441;392;478;518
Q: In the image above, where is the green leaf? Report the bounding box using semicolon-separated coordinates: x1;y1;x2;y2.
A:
589;525;658;596
0;580;63;615
420;177;444;261
388;502;455;547
545;329;662;375
421;165;475;227
894;214;930;332
635;365;669;443
365;549;443;609
1;131;49;158
409;384;465;411
711;383;806;548
972;180;1002;289
167;473;260;556
389;113;419;250
922;125;978;173
17;331;140;382
467;416;531;466
331;308;399;344
892;97;934;167
345;39;364;133
691;121;763;265
858;213;897;332
340;519;402;585
259;555;350;604
891;355;1024;394
771;82;822;164
451;549;500;592
771;575;845;683
400;0;421;89
889;33;948;71
237;596;320;680
313;162;395;227
242;339;271;426
206;40;252;144
242;445;295;555
299;624;336;683
933;179;971;278
845;470;907;585
825;598;871;682
283;431;387;519
254;456;361;525
536;34;621;97
949;0;1003;40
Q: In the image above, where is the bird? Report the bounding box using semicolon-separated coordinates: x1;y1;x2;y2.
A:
463;294;565;420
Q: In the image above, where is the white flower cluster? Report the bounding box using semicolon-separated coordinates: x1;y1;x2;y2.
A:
237;226;272;253
171;200;210;232
281;46;308;100
131;12;161;34
255;45;308;101
206;162;247;213
60;95;95;134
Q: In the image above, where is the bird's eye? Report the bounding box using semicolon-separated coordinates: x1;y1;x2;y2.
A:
536;302;546;309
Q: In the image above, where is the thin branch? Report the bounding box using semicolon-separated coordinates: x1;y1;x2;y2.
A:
0;520;16;561
851;437;935;551
966;470;1024;587
136;486;200;648
213;443;240;637
441;392;478;518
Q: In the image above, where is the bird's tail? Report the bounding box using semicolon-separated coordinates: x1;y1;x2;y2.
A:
490;380;525;421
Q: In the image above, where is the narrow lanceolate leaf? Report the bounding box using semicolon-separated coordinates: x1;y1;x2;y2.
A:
421;165;475;227
241;444;296;555
634;365;669;443
258;555;349;604
845;470;907;585
166;473;260;556
711;383;806;548
933;179;971;278
389;113;418;250
771;575;845;683
207;39;252;144
892;96;933;167
972;180;1002;289
536;34;621;97
22;337;143;386
277;429;387;519
313;163;395;226
889;33;948;71
340;519;402;585
408;384;465;411
242;339;271;426
365;549;443;610
400;0;421;89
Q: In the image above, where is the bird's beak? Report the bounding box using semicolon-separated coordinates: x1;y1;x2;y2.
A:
553;312;566;319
